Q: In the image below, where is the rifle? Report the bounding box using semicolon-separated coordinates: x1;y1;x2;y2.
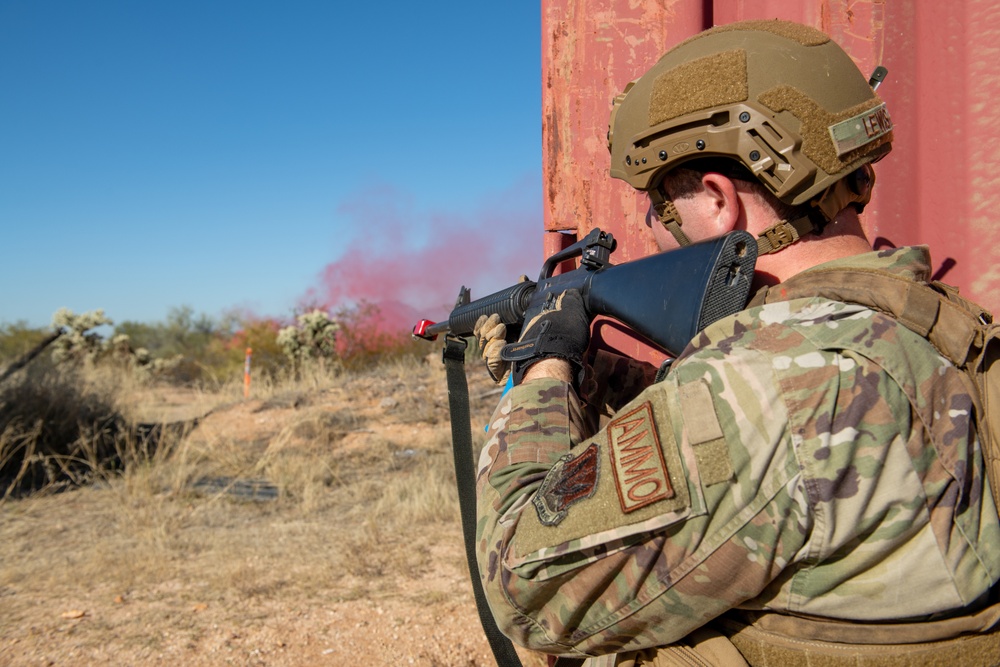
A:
413;227;758;357
412;228;758;667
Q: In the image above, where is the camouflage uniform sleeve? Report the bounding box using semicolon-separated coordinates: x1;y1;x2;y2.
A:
579;349;660;422
476;336;810;656
476;379;594;547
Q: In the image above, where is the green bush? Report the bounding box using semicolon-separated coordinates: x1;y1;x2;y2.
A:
0;321;51;367
115;306;230;383
334;302;427;371
222;317;287;381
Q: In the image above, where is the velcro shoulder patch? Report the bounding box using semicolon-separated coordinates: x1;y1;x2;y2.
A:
679;380;734;486
679;381;724;444
512;394;704;562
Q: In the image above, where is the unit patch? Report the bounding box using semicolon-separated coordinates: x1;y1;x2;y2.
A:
607;402;673;513
533;443;600;526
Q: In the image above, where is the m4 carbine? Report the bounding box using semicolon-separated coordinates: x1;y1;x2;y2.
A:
413;227;758;358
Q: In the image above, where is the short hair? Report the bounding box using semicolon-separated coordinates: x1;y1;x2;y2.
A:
660;158;805;223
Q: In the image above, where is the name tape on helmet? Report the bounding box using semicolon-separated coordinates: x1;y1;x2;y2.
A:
828;103;893;157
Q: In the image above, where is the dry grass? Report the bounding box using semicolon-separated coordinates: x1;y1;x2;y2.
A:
0;354;536;666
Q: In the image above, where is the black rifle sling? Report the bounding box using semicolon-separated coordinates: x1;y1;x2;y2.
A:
442;335;524;667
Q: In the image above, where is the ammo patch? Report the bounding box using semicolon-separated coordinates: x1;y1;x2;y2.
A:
607;402;673;512
512;392;697;561
532;443;600;526
828;102;893;157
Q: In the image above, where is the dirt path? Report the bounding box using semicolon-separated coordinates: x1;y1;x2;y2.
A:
1;363;545;666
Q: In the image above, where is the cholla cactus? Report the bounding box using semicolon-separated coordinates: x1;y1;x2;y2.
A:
50;308;114;364
106;333;135;360
277;309;340;368
149;354;183;374
104;334;159;371
48;309;156;372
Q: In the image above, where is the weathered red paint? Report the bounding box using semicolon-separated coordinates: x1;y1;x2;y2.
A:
542;1;706;253
542;0;709;361
542;0;1000;363
875;0;1000;308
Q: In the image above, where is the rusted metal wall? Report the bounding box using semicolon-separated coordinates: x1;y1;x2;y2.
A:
543;0;1000;363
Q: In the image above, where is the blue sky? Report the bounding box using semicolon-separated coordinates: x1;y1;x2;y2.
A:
0;1;542;329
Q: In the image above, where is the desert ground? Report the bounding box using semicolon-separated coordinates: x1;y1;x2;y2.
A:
0;357;547;666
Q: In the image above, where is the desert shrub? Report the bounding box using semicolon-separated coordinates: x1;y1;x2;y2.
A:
227;317;287;379
0;365;129;497
115;306;233;383
115;307;291;385
116;306;221;358
334;302;427;371
7;302;433;390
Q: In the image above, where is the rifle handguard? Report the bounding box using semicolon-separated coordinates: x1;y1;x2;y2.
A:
501;290;590;385
449;281;536;336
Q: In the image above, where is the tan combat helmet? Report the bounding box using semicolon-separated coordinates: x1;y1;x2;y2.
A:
608;20;893;254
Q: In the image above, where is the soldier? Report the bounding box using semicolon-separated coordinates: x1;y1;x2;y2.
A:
474;19;1000;666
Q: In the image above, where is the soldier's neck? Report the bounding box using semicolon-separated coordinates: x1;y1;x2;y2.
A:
752;209;872;289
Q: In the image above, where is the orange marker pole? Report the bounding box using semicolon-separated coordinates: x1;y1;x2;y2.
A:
243;347;252;398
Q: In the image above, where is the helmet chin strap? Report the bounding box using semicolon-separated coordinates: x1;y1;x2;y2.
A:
648;187;693;247
755;213;818;255
756;164;877;255
651;165;877;256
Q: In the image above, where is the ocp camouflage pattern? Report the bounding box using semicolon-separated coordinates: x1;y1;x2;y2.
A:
579;349;660;426
476;246;1000;657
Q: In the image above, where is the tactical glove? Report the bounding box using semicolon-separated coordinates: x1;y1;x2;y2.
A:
501;289;590;386
473;313;510;383
473;275;530;383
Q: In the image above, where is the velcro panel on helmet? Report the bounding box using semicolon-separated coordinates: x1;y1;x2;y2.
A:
758;85;892;176
696;19;830;47
649;50;748;127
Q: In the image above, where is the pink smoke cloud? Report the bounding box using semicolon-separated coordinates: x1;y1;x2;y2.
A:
301;176;543;336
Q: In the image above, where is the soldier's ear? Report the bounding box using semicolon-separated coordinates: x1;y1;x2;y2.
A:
699;173;741;235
